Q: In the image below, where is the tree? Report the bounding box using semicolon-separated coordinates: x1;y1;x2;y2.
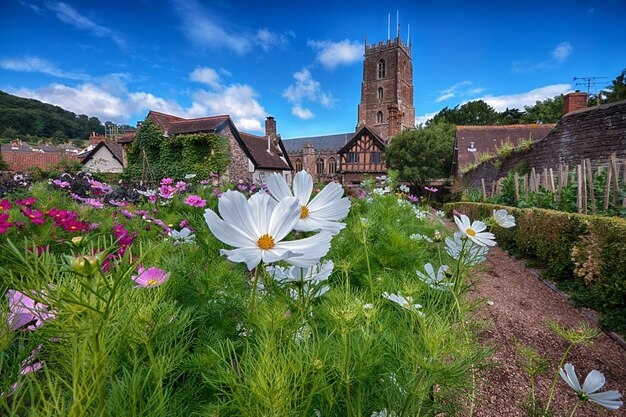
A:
601;68;626;103
384;122;455;187
521;95;563;124
499;107;523;124
428;100;499;126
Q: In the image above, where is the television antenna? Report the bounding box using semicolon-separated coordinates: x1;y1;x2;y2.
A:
573;76;608;95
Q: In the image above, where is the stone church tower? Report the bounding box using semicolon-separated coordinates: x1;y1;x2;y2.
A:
357;33;415;140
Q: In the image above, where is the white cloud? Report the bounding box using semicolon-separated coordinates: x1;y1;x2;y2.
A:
171;0;289;55
415;112;437;126
291;105;314;120
191;84;266;132
512;41;573;73
308;39;362;70
552;42;573;62
435;81;484;103
282;69;336;119
189;67;222;90
46;2;125;49
476;84;572;111
0;56;88;80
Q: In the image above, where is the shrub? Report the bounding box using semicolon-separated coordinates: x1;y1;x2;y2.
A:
444;202;626;335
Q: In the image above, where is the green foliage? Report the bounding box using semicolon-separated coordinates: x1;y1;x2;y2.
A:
0;90;104;142
0;152;8;170
597;68;626;104
445;202;626;335
521;95;563;124
384;122;455;186
428;100;500;126
123;119;230;183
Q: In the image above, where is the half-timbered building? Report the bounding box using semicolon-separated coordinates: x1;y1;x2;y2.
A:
337;126;386;184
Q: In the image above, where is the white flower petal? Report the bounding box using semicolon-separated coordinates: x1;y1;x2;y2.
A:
559;363;582;392
219;247;262;271
588;390;623;410
297;217;346;234
204;209;256;247
293;171;313;205
471;220;487;233
218;190;260;238
248;192;273;234
268;197;300;241
262;248;301;264
277;232;332;267
582;369;606;394
267;173;293;201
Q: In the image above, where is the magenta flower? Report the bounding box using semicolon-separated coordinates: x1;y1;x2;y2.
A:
0;198;11;210
0;213;12;234
159;185;176;199
179;219;189;228
28;245;48;256
6;290;54;331
131;266;171;288
120;209;136;219
62;220;85;232
424;186;439;193
184;195;206;207
109;199;128;207
19;207;45;225
200;179;210;185
135;210;149;216
161;177;173;186
52;179;70;188
15;197;36;207
149;195;157;204
85;199;104;209
175;181;187;192
209;172;218;178
408;195;419;203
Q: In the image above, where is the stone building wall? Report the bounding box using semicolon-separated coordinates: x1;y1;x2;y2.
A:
287;147;341;182
220;127;253;183
462;100;626;187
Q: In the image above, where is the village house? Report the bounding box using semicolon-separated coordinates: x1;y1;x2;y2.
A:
0;140;79;172
119;111;292;184
78;132;125;173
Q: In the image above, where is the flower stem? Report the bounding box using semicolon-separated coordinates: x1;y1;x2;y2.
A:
247;266;262;346
544;342;573;414
568;401;581;417
362;229;374;299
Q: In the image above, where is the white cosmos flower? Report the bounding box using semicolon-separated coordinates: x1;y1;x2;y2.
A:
204;190;332;270
382;292;424;316
454;214;496;247
266;260;334;284
168;227;195;245
559;363;623;410
445;232;488;265
416;263;452;291
493;209;516;228
267;171;350;235
399;184;410;193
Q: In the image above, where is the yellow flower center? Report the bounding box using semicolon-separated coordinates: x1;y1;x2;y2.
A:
403;303;411;308
147;279;158;286
300;205;309;219
257;234;275;250
466;228;476;236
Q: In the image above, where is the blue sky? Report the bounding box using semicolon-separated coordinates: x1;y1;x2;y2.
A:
1;0;625;139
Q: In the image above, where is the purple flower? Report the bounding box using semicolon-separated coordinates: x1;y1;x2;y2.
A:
6;290;55;331
408;195;419;203
52;179;70;188
149;195;157;204
120;209;136;219
159;185;176;199
0;213;12;234
161;178;174;186
135;210;148;216
109;199;128;207
200;179;210;185
184;195;206;207
175;181;187;192
85;199;104;209
453;209;461;216
209;172;218;178
15;197;36;207
131;266;171;288
179;219;189;228
19;207;46;225
0;198;12;210
424;186;439;193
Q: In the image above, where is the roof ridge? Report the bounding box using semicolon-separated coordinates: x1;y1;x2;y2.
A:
458;123;557;129
170;115;229;124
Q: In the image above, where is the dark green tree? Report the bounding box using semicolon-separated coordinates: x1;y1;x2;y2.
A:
601;68;626;103
521;95;563;124
499;107;523;124
384;122;455;187
428;100;499;126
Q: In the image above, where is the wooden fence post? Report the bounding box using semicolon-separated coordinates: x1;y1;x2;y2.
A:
531;167;537;192
604;162;612;211
514;173;519;202
491;180;496;198
523;174;529;199
610;154;620;206
543;167;549;189
577;164;583;213
582;160;588;214
481;178;486;201
557;165;564;203
585;158;597;215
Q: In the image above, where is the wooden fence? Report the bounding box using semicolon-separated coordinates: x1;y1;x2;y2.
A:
480;153;626;214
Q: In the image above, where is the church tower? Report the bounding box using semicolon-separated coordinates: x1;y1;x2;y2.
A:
357;31;415;140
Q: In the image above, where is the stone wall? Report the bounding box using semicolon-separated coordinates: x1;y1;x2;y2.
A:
461;100;626;187
221;127;253;183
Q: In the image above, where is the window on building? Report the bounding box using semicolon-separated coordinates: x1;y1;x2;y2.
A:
378;59;386;78
328;157;337;174
347;152;359;163
376;111;384;124
316;158;324;174
295;158;303;171
371;152;382;164
378;87;383;99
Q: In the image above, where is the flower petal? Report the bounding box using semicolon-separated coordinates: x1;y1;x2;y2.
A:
219;247;262;271
293;171;313;205
217;190;260;238
276;232;332;267
268;197;300;242
559;363;582;392
204;209;256;248
248;192;273;233
582;369;606;394
296;217;346;234
588;390;623;410
267;173;293;201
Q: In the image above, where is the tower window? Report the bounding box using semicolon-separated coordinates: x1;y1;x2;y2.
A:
295;158;303;171
378;59;386;78
376;111;384;124
377;87;383;99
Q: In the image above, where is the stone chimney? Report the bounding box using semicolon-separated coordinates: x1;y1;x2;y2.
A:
89;131;107;146
563;91;588;115
387;104;400;138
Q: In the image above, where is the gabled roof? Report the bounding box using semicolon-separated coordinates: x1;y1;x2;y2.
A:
282;132;353;152
338;125;386;155
454;124;555;171
239;132;291;170
79;141;124;166
167;115;230;135
147;110;185;131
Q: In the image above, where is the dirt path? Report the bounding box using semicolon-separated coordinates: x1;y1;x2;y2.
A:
469;246;626;417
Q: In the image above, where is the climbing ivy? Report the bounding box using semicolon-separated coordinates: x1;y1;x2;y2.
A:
122;119;230;183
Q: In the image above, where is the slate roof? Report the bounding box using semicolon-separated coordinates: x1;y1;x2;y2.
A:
239;132;291;170
454;124;556;172
282;133;353;152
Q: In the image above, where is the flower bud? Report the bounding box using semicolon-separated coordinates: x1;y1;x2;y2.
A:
71;255;100;275
71;236;83;246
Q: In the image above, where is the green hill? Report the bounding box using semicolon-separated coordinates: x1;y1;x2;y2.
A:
0;90;104;144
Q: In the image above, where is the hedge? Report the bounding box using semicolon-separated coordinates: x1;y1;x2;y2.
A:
444;202;626;335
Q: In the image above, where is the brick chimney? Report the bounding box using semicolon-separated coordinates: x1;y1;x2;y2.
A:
563;91;587;115
265;116;277;140
89;131;107;145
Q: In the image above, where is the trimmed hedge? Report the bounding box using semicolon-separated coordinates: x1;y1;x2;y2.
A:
444;202;626;335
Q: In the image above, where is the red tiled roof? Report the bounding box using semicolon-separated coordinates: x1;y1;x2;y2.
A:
117;131;136;144
147;110;186;131
167;115;229;135
1;146;78;172
455;124;556;171
239;132;291;170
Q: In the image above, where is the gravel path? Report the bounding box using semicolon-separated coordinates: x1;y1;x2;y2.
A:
469;246;626;417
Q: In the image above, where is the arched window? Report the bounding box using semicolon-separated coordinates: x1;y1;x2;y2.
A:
376;111;384;124
316;158;324;174
328;157;337;174
378;59;386;78
377;87;383;99
295;158;302;171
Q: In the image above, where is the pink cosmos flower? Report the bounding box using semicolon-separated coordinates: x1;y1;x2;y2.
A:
408;195;419;203
28;245;48;256
120;209;136;219
179;219;189;228
200;179;210;185
131;266;171;288
85;199;104;209
62;220;85;232
159;185;175;199
0;198;12;210
424;186;439;193
161;178;173;185
209;172;218;178
20;207;45;225
149;195;157;204
0;213;12;233
52;179;70;188
184;195;206;207
175;181;187;192
6;290;55;331
15;197;36;207
109;199;128;207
